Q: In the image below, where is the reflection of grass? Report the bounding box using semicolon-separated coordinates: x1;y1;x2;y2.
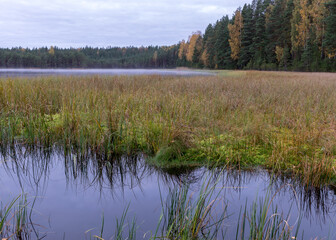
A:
0;72;336;185
93;176;303;240
93;173;228;240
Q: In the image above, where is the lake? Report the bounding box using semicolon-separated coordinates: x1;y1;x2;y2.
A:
0;68;213;78
0;148;335;239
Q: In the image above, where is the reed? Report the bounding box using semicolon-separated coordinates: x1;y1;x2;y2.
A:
162;175;226;239
0;195;39;240
0;71;336;185
94;175;304;240
236;191;301;240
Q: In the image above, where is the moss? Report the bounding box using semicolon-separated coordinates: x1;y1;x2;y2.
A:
148;134;270;169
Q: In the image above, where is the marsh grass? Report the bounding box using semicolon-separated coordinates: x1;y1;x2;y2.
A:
0;195;40;240
93;171;227;240
162;175;226;239
93;173;303;240
1;71;336;185
160;175;304;240
236;190;301;240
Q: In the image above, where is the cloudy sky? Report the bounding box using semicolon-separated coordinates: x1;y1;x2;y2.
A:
0;0;246;48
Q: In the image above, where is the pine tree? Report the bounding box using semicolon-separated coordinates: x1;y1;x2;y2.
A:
324;0;336;58
202;24;216;68
192;34;203;67
214;16;233;69
252;0;270;68
239;4;255;68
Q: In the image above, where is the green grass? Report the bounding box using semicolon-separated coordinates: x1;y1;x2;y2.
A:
236;190;301;240
0;195;39;240
0;71;336;186
162;175;226;239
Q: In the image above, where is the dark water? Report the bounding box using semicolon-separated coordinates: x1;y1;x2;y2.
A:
0;68;213;78
0;148;336;239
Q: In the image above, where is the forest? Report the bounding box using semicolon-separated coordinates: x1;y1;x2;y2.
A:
0;46;179;68
0;0;335;71
178;0;336;71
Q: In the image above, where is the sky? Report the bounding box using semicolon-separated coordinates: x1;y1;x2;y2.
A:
0;0;247;48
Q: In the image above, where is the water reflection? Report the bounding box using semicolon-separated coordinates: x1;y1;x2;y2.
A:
0;147;335;239
271;174;336;225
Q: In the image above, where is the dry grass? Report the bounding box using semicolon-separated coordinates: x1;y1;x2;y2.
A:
0;71;336;185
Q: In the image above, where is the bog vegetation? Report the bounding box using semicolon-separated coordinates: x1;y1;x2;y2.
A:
0;0;335;71
0;71;336;186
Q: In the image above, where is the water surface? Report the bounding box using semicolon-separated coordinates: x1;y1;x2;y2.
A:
0;149;335;239
0;68;213;78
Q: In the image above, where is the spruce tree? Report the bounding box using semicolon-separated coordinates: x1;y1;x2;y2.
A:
214;16;233;69
252;0;269;68
203;24;217;68
324;0;336;58
239;4;255;68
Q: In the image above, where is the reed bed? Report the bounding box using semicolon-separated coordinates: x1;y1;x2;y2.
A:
0;71;336;186
93;174;301;240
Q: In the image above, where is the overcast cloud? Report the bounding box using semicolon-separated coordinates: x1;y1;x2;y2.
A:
0;0;247;48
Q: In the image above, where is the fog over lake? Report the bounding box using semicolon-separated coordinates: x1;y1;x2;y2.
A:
0;68;213;77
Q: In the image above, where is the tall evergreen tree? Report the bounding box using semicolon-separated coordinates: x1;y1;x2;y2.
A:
202;24;216;68
324;0;336;58
214;16;234;69
252;0;269;68
239;4;255;68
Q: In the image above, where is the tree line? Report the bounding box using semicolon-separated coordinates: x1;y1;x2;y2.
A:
0;46;179;68
178;0;336;71
0;0;335;71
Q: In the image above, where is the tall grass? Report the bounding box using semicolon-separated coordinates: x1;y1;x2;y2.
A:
0;72;336;185
92;174;303;240
0;195;41;240
162;175;226;239
236;192;301;240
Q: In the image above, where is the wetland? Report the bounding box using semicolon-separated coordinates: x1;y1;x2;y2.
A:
0;70;336;239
